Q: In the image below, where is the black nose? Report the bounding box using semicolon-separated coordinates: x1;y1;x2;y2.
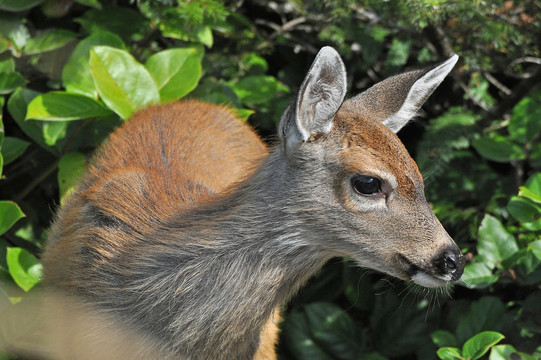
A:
435;246;465;281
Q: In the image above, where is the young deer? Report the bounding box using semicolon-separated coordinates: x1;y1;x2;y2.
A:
42;47;464;360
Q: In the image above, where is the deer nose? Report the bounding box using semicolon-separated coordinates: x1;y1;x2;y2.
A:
434;246;465;281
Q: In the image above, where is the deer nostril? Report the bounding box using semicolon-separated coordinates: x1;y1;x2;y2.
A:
436;247;465;281
444;252;457;272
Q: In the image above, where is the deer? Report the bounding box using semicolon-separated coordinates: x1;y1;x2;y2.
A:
41;46;464;360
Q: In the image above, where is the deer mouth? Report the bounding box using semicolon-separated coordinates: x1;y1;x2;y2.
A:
395;254;449;288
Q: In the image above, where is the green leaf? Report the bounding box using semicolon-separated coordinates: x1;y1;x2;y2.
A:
23;29;77;55
1;137;29;165
456;297;507;344
509;89;541;143
58;152;86;204
472;136;525;162
0;58;15;72
370;292;428;357
6;247;41;292
8;87;65;153
386;38;411;68
507;196;541;231
0;71;26;94
90;46;160;119
530;240;541;261
161;24;213;47
304;302;363;358
431;330;459;348
477;214;519;268
145;48;202;101
462;331;504;360
241;53;268;74
436;347;462;360
0;14;30;51
521;173;541;202
62;31;125;98
0;0;44;12
74;0;101;9
282;312;334;360
0;201;24;236
461;262;499;289
231;75;289;107
26;91;112;121
282;302;364;360
489;345;525;360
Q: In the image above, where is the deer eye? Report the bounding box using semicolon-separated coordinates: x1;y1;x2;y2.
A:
351;175;381;196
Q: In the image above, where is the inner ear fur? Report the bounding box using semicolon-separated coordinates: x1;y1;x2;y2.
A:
279;46;347;147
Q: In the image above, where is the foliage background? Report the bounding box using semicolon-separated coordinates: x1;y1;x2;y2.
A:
1;0;541;359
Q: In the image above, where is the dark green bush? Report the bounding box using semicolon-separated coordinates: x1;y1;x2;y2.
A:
1;1;540;359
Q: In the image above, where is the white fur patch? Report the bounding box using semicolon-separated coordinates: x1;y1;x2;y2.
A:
411;272;450;288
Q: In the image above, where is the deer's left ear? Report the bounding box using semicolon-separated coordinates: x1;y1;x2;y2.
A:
343;55;458;134
382;55;458;133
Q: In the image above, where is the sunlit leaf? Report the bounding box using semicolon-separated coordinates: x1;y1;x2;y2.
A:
90;46;159;119
26;92;112;121
62;31;125;98
0;201;24;236
462;331;504;360
23;29;77;54
58;152;86;204
145;48;202;101
477;215;519;268
6;247;41;292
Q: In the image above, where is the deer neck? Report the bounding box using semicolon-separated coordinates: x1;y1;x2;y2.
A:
148;149;331;357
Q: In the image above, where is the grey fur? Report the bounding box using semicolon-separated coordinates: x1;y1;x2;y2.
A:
43;47;463;360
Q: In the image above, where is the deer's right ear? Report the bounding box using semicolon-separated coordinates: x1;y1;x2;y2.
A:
279;46;347;148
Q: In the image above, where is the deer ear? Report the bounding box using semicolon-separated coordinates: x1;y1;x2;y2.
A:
382;55;459;133
343;55;458;134
279;46;347;145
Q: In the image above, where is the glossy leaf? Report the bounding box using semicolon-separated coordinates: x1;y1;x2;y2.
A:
26;91;112;121
477;215;519;268
530;240;541;261
23;29;77;54
0;14;30;51
436;347;462;360
145;48;202;101
1;137;30;165
6;247;41;292
62;31;125;98
8;87;65;153
0;201;24;236
507;196;541;231
461;262;499;289
58;152;86;204
521;173;541;202
462;331;504;360
0;71;26;94
90;46;160;119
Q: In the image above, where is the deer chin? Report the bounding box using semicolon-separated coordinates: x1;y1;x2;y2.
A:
395;254;451;289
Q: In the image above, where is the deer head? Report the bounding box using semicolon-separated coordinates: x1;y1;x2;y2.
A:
277;47;464;288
